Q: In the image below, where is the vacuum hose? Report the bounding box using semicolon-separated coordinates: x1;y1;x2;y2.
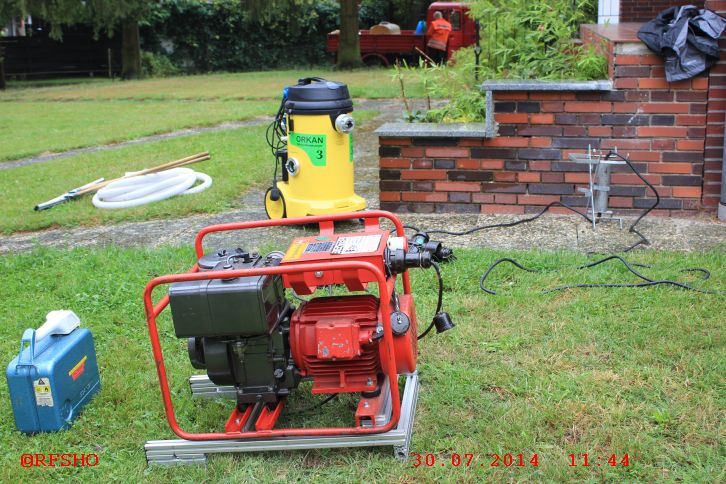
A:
91;167;212;209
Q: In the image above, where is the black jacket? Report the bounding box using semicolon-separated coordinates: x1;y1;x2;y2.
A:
638;6;726;82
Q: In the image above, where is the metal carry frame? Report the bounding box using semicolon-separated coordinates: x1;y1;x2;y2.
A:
142;211;418;464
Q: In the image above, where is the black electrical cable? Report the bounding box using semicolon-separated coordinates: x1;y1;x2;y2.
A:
405;201;593;237
286;393;338;415
417;261;444;340
479;258;540;295
478;254;723;296
605;151;660;252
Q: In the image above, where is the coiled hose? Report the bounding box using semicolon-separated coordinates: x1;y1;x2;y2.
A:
91;168;212;209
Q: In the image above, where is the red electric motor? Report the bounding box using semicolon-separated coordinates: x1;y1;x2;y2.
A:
144;211;454;441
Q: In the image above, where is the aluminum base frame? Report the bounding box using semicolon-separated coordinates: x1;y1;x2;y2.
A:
145;372;419;465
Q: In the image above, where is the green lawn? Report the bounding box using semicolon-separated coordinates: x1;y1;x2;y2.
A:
0;100;275;162
0;109;379;234
1;69;419;102
0;246;723;482
0;69;411;162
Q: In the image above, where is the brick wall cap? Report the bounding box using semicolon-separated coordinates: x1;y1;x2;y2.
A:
375;122;490;138
480;79;612;91
581;23;643;43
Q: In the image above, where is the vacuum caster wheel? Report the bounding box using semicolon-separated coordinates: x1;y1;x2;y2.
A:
264;187;287;219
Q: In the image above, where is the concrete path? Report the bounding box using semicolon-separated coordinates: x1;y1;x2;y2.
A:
1;98;724;254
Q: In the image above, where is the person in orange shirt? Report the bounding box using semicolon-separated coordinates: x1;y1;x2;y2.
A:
425;11;452;64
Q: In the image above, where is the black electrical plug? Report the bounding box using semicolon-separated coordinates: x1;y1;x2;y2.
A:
432;312;455;333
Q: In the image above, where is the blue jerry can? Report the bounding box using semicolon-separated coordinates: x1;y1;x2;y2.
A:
6;310;101;433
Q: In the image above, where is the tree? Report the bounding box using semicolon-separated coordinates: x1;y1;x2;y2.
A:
337;0;362;69
0;0;150;80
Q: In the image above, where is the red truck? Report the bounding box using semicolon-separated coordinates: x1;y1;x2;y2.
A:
326;2;478;66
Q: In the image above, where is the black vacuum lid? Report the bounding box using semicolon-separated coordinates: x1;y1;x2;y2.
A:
285;77;353;114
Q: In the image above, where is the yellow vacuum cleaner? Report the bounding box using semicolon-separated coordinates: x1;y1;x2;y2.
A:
264;77;367;219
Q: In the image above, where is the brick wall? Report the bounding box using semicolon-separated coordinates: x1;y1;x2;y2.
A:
703;0;726;209
379;25;712;216
620;1;705;22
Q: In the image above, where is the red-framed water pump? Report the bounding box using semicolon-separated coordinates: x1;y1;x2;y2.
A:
143;211;452;444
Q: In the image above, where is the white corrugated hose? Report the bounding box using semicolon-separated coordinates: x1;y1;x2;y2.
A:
91;167;212;209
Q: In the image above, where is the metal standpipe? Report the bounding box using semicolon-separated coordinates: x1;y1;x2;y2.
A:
145;372;420;465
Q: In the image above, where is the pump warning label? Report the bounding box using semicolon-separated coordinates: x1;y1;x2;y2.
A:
33;378;54;407
290;133;327;166
331;235;382;255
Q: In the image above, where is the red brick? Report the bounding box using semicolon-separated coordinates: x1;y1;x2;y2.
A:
564;102;612;113
380;158;410;168
481;204;525;214
652;139;676;150
529;92;577;100
530;114;555;124
672;186;702;198
456;159;480;169
541;172;564;183
425;147;469;158
615;78;638;89
564;126;587;136
402;169;447;180
412;160;432;169
565;173;591;183
380;138;410;146
380;192;400;202
458;139;484;147
479;160;505;169
642;103;690;114
472;193;495;203
530;137;552;148
638;78;669;89
677;139;705;151
495;92;529;100
692;77;709;90
601;139;651;150
518;172;540;183
676;115;707;125
613;103;640;113
494;113;529;124
401;147;425;157
638;127;688;137
616;54;662;65
540;102;564;112
485;137;530;147
609;197;633;208
434;181;480;192
649;163;693;174
494;193;518;204
627;151;662;162
588;126;612;136
402;192;447;202
494;172;517;182
529;160;551;171
612;173;662;185
518;194;560;205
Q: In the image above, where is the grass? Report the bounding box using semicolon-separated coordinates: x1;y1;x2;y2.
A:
0;68;413;162
0;245;723;482
1;69;421;102
0;100;274;162
0;109;379;235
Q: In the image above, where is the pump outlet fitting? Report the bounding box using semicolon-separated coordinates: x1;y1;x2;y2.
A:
334;114;355;134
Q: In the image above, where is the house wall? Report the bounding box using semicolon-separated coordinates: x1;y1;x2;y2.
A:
618;0;705;22
378;24;713;216
703;0;726;209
